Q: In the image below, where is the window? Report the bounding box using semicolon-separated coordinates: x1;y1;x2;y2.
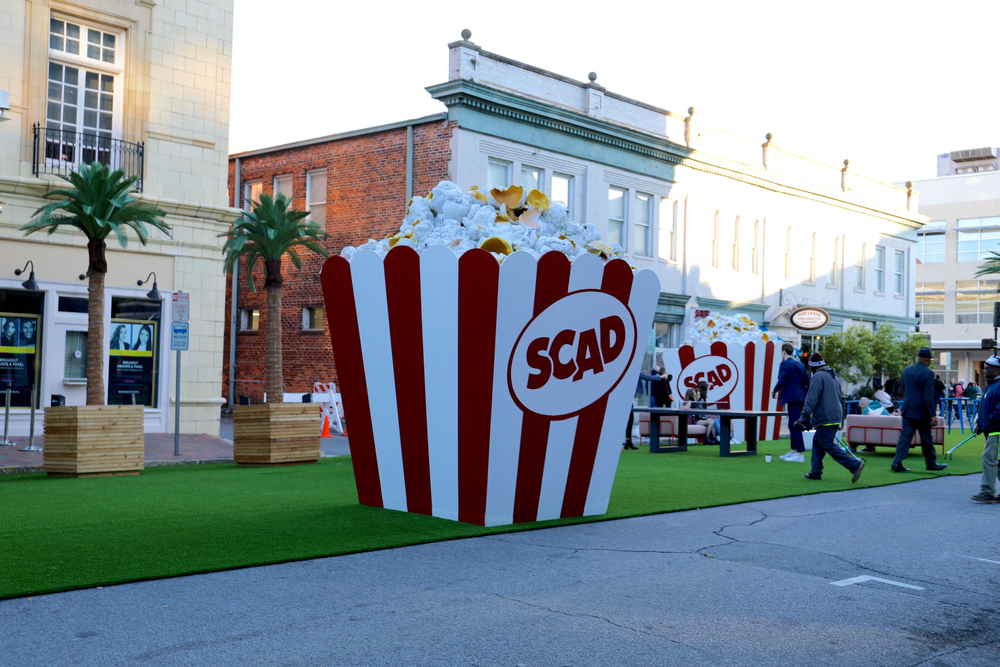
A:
916;220;945;264
274;175;293;202
980;164;997;172
875;246;885;292
551;174;573;216
712;211;720;268
240;308;259;331
634;193;651;255
607;187;626;247
487;159;511;190
64;330;88;380
306;171;326;224
957;217;1000;262
809;232;817;282
956;167;976;174
729;217;739;270
916;282;944;325
302;306;323;331
827;237;840;285
520;166;541;191
46;16;125;167
784;227;791;279
854;244;865;290
58;296;88;313
957;280;1000;324
752;220;760;275
894;249;905;295
244;180;263;211
659;199;677;261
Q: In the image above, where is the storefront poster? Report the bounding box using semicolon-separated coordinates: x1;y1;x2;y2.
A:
0;314;39;407
108;319;158;406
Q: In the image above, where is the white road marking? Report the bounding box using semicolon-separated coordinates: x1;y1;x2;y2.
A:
830;576;925;590
953;554;1000;565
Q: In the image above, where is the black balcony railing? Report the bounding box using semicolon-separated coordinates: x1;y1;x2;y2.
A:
32;123;144;191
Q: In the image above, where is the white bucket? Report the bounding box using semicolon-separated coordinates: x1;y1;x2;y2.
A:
801;430;814;451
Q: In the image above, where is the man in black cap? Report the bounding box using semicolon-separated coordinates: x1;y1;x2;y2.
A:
971;354;1000;503
891;347;948;472
796;352;864;483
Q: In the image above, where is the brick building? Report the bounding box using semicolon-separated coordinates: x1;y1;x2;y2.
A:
225;31;927;404
224;116;454;402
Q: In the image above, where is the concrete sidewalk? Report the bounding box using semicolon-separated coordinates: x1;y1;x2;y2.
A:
0;415;351;474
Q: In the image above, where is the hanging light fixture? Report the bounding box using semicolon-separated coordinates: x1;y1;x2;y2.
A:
138;272;161;300
14;261;39;291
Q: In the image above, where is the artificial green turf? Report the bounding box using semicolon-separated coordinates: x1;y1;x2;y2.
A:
0;431;986;600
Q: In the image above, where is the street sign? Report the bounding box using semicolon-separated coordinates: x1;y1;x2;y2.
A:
172;292;189;322
171;322;189;351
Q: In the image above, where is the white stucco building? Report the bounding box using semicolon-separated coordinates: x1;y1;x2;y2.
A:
0;0;236;436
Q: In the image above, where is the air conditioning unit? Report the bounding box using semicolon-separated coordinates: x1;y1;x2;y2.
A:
951;147;998;162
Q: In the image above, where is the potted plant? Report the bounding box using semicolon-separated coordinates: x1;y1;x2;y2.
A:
22;162;170;477
219;192;329;465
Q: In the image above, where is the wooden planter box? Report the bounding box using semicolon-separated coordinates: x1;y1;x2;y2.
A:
233;403;320;466
42;405;145;478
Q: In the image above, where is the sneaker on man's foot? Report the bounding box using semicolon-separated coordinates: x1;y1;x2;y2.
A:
803;473;822;480
971;493;999;504
851;459;866;484
891;465;910;472
780;451;796;460
926;462;948;471
785;453;805;463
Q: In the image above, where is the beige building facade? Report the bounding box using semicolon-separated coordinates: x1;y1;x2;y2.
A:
912;150;1000;388
0;0;235;436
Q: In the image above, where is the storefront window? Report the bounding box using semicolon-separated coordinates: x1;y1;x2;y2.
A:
108;297;161;407
0;290;44;408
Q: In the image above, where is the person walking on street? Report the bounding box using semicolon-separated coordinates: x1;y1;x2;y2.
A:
971;355;1000;503
891;347;948;472
797;353;865;483
772;343;810;463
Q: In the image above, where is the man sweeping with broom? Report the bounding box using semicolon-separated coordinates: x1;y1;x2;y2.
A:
971;355;1000;504
795;353;865;484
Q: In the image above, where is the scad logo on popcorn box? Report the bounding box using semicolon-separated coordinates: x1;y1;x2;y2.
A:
508;290;637;418
678;355;739;400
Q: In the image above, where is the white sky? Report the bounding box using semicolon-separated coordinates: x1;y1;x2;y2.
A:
229;0;999;184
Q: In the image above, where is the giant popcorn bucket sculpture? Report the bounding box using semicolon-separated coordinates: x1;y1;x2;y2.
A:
321;245;660;526
661;341;783;443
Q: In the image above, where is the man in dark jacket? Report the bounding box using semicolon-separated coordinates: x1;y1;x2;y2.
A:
891;347;948;472
773;343;810;462
971;355;1000;503
797;353;864;483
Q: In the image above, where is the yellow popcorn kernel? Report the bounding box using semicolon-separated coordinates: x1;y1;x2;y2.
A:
479;236;514;256
527;189;550;211
491;185;524;210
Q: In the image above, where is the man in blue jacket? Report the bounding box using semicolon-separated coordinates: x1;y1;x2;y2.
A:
773;342;810;462
971;355;1000;503
891;347;948;472
796;353;864;483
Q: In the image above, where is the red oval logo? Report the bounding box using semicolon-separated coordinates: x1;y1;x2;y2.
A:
508;290;637;418
675;354;739;403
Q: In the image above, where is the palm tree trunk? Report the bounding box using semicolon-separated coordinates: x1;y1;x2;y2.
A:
265;284;283;403
86;270;106;405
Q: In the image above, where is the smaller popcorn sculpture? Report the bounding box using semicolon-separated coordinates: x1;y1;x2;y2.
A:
684;312;772;346
340;180;624;264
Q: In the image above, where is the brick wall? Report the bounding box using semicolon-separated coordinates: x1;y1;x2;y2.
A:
222;119;456;402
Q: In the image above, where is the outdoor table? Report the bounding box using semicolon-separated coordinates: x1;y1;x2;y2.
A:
940;397;974;435
636;407;786;457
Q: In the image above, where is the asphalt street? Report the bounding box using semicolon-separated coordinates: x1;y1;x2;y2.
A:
2;474;998;667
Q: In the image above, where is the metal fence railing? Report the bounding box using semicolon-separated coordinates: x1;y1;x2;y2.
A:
33;123;144;191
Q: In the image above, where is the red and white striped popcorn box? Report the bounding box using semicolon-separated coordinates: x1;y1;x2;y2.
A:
320;246;661;526
661;341;783;442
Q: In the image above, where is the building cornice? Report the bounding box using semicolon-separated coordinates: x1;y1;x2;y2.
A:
427;80;927;230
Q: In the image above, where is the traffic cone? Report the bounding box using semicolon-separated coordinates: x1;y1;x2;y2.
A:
321;414;331;438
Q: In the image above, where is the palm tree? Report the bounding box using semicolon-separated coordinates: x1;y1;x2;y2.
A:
976;250;1000;281
22;162;169;405
219;192;329;404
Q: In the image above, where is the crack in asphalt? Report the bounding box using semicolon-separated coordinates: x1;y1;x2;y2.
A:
489;593;711;656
